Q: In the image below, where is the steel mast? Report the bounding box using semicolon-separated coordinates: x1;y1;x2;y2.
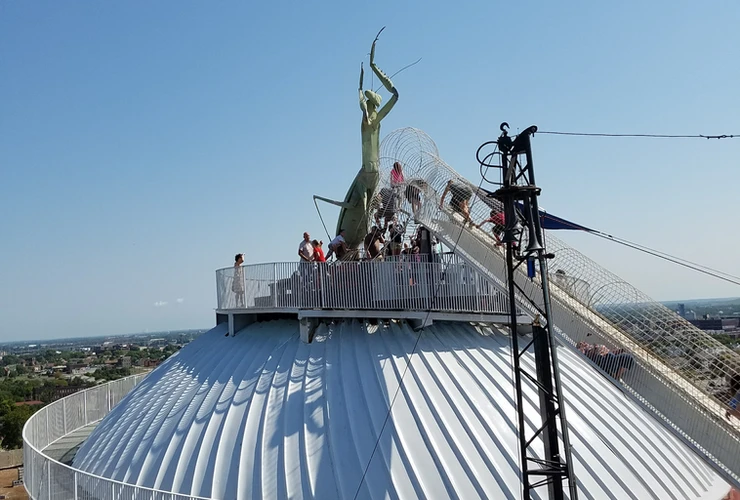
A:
485;123;578;499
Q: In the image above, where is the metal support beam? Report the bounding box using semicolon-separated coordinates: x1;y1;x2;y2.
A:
300;317;318;343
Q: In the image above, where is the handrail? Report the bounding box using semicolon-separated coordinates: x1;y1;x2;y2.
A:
22;374;210;500
215;255;512;315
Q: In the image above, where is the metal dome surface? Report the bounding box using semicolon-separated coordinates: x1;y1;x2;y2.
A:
73;319;730;499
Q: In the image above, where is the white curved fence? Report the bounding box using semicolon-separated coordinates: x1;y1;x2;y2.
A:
22;374;209;500
216;255;511;315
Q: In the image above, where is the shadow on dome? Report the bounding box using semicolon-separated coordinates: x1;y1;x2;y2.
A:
71;318;729;500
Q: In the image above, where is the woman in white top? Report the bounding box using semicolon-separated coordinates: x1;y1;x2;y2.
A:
232;253;246;308
326;229;348;260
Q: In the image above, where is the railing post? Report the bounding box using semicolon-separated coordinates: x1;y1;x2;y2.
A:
215;269;220;309
426;261;432;311
74;470;78;500
45;408;49;448
83;390;88;425
273;263;277;308
63;397;67;434
320;263;327;309
47;459;52;499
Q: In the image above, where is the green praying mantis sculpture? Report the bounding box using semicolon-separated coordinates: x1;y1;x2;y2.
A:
313;28;399;254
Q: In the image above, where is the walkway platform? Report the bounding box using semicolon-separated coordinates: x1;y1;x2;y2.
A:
215;307;526;339
42;422;99;464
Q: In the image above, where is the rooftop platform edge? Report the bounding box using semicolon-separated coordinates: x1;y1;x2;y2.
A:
215;307;530;338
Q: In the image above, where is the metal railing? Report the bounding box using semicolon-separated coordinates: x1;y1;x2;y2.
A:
377;127;740;485
216;255;511;315
22;374;209;500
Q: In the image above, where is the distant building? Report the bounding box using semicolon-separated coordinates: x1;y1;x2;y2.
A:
65;362;88;374
677;303;686;318
119;356;131;369
136;357;159;368
687;318;740;332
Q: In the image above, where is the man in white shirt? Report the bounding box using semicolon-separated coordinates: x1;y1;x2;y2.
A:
298;232;315;286
298;232;314;262
326;229;347;260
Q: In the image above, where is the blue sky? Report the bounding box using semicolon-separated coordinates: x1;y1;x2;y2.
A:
1;1;739;341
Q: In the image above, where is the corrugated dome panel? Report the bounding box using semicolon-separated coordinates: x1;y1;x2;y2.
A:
73;319;730;499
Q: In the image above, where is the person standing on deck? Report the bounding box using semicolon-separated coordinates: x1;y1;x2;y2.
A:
227;253;246;335
326;230;348;261
232;253;246;308
298;232;314;262
298;232;315;286
312;240;326;262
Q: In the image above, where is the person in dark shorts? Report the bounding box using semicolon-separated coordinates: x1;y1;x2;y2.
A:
440;179;473;222
404;178;429;217
374;187;399;230
326;230;348;260
388;223;405;256
364;226;385;260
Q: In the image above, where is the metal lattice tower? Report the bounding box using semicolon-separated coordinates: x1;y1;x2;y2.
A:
485;124;578;499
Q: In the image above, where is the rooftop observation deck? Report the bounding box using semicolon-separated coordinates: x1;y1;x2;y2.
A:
215;254;524;338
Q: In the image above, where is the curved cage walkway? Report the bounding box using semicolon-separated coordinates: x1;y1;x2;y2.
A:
374;127;740;485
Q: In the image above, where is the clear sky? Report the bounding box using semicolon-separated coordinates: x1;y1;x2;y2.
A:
1;1;739;341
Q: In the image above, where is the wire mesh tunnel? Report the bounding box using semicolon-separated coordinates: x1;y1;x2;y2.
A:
372;127;740;483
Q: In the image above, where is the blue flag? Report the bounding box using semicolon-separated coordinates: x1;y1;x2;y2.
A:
515;203;593;232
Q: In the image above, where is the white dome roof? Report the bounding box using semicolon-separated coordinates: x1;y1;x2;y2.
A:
73;319;730;499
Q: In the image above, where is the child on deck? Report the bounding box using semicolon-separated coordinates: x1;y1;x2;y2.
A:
312;240;326;262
